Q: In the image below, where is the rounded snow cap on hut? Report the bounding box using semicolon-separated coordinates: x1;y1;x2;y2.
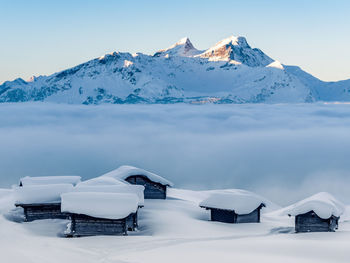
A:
61;192;139;220
14;184;74;205
200;190;265;215
101;165;174;187
73;184;145;207
76;176;127;187
283;192;345;219
19;176;81;187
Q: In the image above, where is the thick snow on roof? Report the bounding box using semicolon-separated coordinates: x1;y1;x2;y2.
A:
282;192;345;219
76;176;127;187
20;176;81;186
199;190;265;215
61;192;139;220
101;165;174;186
73;185;145;206
14;184;74;204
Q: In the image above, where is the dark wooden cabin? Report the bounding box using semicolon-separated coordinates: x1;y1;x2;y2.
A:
292;211;339;233
15;203;69;222
125;175;167;199
201;204;265;224
65;211;138;237
66;214;127;237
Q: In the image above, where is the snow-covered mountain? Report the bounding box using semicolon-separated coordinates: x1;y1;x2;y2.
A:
1;35;350;104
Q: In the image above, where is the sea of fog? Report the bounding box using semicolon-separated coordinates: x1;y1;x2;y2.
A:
1;102;350;205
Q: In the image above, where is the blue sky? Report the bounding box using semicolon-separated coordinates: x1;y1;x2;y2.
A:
0;0;349;83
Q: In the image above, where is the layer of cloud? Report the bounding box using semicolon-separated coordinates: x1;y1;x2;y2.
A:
0;102;350;205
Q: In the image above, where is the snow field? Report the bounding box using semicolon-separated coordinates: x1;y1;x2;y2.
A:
0;188;349;263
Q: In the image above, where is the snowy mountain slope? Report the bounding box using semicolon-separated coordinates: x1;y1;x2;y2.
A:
0;35;349;104
285;65;350;101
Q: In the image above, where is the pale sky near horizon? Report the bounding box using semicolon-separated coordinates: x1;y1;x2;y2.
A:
1;0;349;84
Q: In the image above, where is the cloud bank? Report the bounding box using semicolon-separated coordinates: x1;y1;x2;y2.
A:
1;102;350;205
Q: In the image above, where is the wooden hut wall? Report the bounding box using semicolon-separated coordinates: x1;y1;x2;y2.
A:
18;203;68;222
68;214;127;236
236;208;260;223
126;212;138;231
295;211;338;233
210;207;261;224
210;209;236;223
125;175;167;199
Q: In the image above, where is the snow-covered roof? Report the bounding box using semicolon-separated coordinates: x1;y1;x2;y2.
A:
101;165;174;186
61;192;139;220
19;176;81;186
282;192;345;219
14;184;74;205
73;185;145;206
199;190;265;215
76;176;128;187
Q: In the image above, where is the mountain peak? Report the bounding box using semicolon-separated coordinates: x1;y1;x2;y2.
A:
212;35;250;49
198;35;273;67
176;37;191;46
154;37;201;57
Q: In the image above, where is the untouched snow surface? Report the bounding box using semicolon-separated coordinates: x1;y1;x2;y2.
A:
20;176;81;186
199;190;264;214
0;188;350;263
282;192;345;219
102;165;174;186
61;192;139;219
14;184;74;204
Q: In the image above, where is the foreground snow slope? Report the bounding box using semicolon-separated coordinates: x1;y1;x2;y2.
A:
0;188;349;263
1;36;350;104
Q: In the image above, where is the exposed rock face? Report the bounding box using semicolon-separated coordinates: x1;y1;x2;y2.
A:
199;36;273;67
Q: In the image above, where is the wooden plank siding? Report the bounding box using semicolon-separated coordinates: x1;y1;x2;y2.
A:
211;209;236;223
66;214;128;237
236;208;261;223
125;175;167;199
126;212;138;231
204;204;264;224
15;203;69;222
295;211;339;233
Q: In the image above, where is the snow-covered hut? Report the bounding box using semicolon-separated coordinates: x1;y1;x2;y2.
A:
73;185;145;230
101;165;173;199
14;184;73;221
19;175;81;187
199;190;265;224
283;192;344;233
61;192;139;236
